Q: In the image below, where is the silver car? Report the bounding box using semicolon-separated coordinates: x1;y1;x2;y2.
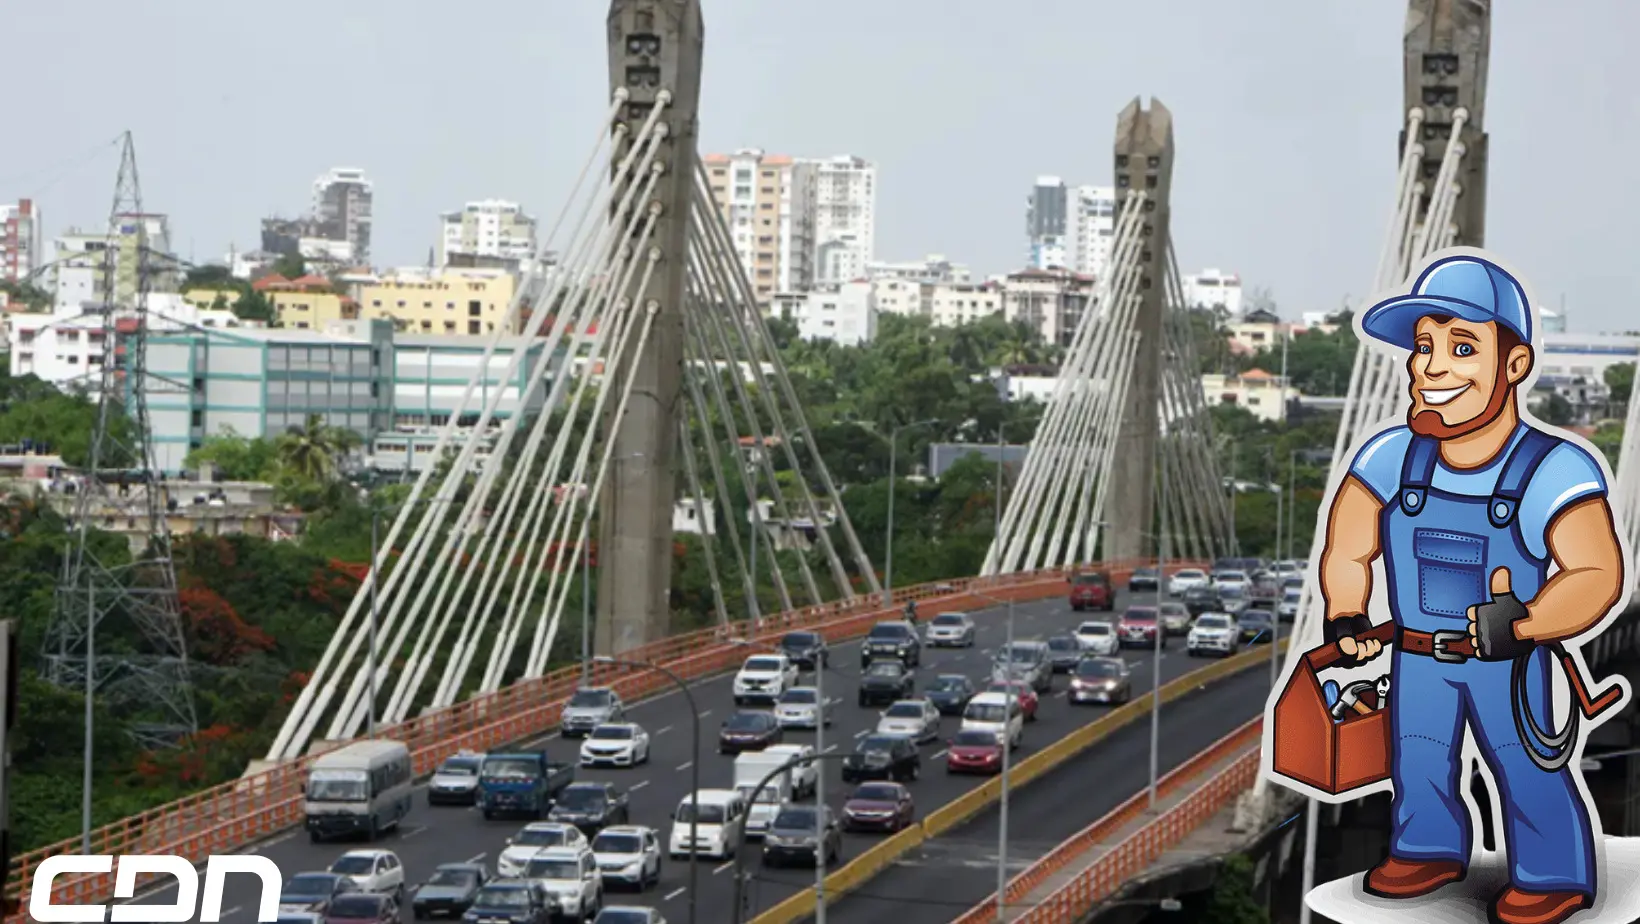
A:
991;641;1053;693
874;699;941;744
924;612;976;647
774;686;833;729
561;688;624;739
428;751;483;805
1157;602;1192;636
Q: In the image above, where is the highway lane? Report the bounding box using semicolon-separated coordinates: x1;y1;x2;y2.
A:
119;586;1219;922
819;665;1276;924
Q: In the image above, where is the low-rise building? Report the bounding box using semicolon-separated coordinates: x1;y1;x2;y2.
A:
8;293;245;390
1001;268;1095;347
1179;268;1243;316
1201;368;1298;423
781;280;876;345
929;282;1004;327
249;273;355;329
40;472;301;554
355;267;519;336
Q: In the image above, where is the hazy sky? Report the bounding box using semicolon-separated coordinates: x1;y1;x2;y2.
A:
4;2;1636;331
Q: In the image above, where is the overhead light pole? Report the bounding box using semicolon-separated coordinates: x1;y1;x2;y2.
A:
883;418;939;605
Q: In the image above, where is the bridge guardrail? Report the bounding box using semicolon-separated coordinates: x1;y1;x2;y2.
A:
747;629;1278;924
5;558;1205;918
949;716;1263;923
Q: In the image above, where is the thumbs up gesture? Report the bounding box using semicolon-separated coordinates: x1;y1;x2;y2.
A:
1468;567;1534;661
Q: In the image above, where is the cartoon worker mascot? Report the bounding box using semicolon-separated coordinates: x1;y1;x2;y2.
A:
1264;248;1634;924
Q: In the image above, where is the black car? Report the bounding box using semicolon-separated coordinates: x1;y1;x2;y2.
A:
841;733;921;783
779;630;829;669
1128;566;1159;593
860;621;922;668
464;882;555;924
857;660;915;707
924;673;975;715
1181;584;1223;616
277;873;358;915
411;863;487;918
1239;609;1276;644
547;781;629;833
1045;635;1083;673
718;710;783;753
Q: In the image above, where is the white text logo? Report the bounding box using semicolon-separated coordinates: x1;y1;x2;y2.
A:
29;855;281;923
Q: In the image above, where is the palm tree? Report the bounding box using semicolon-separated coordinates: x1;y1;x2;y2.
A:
276;413;358;483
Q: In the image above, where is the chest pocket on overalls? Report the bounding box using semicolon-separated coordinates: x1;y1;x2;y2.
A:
1412;529;1486;617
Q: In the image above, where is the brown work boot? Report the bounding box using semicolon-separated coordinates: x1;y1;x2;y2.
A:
1489;886;1593;924
1362;856;1466;898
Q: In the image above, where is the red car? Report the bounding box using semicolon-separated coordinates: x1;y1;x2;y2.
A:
1118;606;1165;649
984;680;1039;722
842;781;916;832
946;728;1005;775
1068;571;1113;611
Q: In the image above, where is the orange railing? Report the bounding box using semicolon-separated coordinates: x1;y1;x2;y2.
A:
952;716;1263;924
6;558;1208;917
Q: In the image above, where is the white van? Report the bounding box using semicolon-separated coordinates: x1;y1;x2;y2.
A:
668;789;746;860
961;692;1024;750
304;739;414;842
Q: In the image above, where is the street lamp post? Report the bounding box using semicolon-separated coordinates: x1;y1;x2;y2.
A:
1270;457;1283;689
729;751;849;924
965;589;1018;924
883;418;938;605
580;516;592;683
594;656;701;924
1150;455;1166;809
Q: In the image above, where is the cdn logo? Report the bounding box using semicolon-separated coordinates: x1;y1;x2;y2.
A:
29;855;282;923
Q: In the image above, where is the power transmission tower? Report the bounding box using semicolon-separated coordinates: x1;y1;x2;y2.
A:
40;132;197;748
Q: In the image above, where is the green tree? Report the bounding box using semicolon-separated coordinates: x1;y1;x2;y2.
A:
233;288;275;323
1540;391;1576;426
1247;318;1358;396
1203;854;1270;924
183;429;281;480
0;279;51;311
271;253;306;280
182;264;238;291
1605;361;1633;410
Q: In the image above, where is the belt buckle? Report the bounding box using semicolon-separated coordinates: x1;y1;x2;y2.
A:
1431;629;1469;664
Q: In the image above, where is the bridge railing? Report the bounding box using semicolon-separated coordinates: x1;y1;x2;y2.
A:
951;717;1263;924
5;558;1208;917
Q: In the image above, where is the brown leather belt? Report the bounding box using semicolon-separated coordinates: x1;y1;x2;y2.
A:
1397;626;1477;662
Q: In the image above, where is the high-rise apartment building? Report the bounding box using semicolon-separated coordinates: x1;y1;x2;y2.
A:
1069;186;1116;279
311;167;373;263
438;200;538;268
1;199;43;284
1179;268;1244;316
1026;177;1069;270
809;155;876;286
702;149;816;307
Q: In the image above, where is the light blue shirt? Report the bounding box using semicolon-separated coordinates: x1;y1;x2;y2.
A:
1347;423;1608;561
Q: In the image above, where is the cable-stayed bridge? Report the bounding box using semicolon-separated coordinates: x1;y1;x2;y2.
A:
10;2;1640;922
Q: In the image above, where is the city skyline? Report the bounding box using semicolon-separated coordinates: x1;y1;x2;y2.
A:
3;1;1636;330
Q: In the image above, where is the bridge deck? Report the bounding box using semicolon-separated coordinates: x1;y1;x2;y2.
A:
1002;741;1258;921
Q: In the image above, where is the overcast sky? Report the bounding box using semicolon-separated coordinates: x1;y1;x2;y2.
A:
4;1;1635;331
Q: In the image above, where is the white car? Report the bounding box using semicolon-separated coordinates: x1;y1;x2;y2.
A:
733;653;799;706
774;686;832;729
1167;568;1210;596
327;849;405;899
1074;620;1119;656
1277;582;1302;622
521;844;602;921
1213;570;1252;598
924;612;977;647
591;825;663;890
1187;613;1239;657
763;743;819;799
497;822;590;878
875;699;941;744
580;723;652;767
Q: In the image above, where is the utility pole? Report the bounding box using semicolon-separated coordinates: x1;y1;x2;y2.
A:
598;0;705;655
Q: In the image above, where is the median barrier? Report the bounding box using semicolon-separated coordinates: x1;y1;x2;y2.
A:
5;558;1206;919
746;634;1284;924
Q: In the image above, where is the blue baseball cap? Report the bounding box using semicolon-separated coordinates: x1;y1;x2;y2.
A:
1360;255;1533;350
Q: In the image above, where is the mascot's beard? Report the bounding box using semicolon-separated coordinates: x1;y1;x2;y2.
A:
1407;371;1513;440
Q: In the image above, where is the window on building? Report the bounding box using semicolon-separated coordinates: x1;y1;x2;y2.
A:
468;321;481;334
190;410;203;427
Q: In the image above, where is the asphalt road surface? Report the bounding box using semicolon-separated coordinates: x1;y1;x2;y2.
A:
113;586;1260;923
816;665;1276;924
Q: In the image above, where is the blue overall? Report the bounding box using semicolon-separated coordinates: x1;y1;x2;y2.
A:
1350;421;1609;897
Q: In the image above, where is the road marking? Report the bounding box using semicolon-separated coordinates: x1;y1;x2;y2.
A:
677;761;694;771
219;907;242;919
932;749;949;760
698;709;713;719
665;887;687;901
631;780;650;791
823;744;838;753
714;860;736;875
400;824;426;838
656;724;674;735
466;852;487;864
854;729;868;739
1055;691;1069;699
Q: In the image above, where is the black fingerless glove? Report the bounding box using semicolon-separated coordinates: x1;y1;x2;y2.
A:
1474;592;1534;661
1323;613;1373;646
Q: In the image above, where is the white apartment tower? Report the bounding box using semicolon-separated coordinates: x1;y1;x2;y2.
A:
808;155;876;286
1070;186;1116;279
312;167;373;263
438;200;539;267
1026;177;1069;270
1;199;43;284
703;149;816;306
